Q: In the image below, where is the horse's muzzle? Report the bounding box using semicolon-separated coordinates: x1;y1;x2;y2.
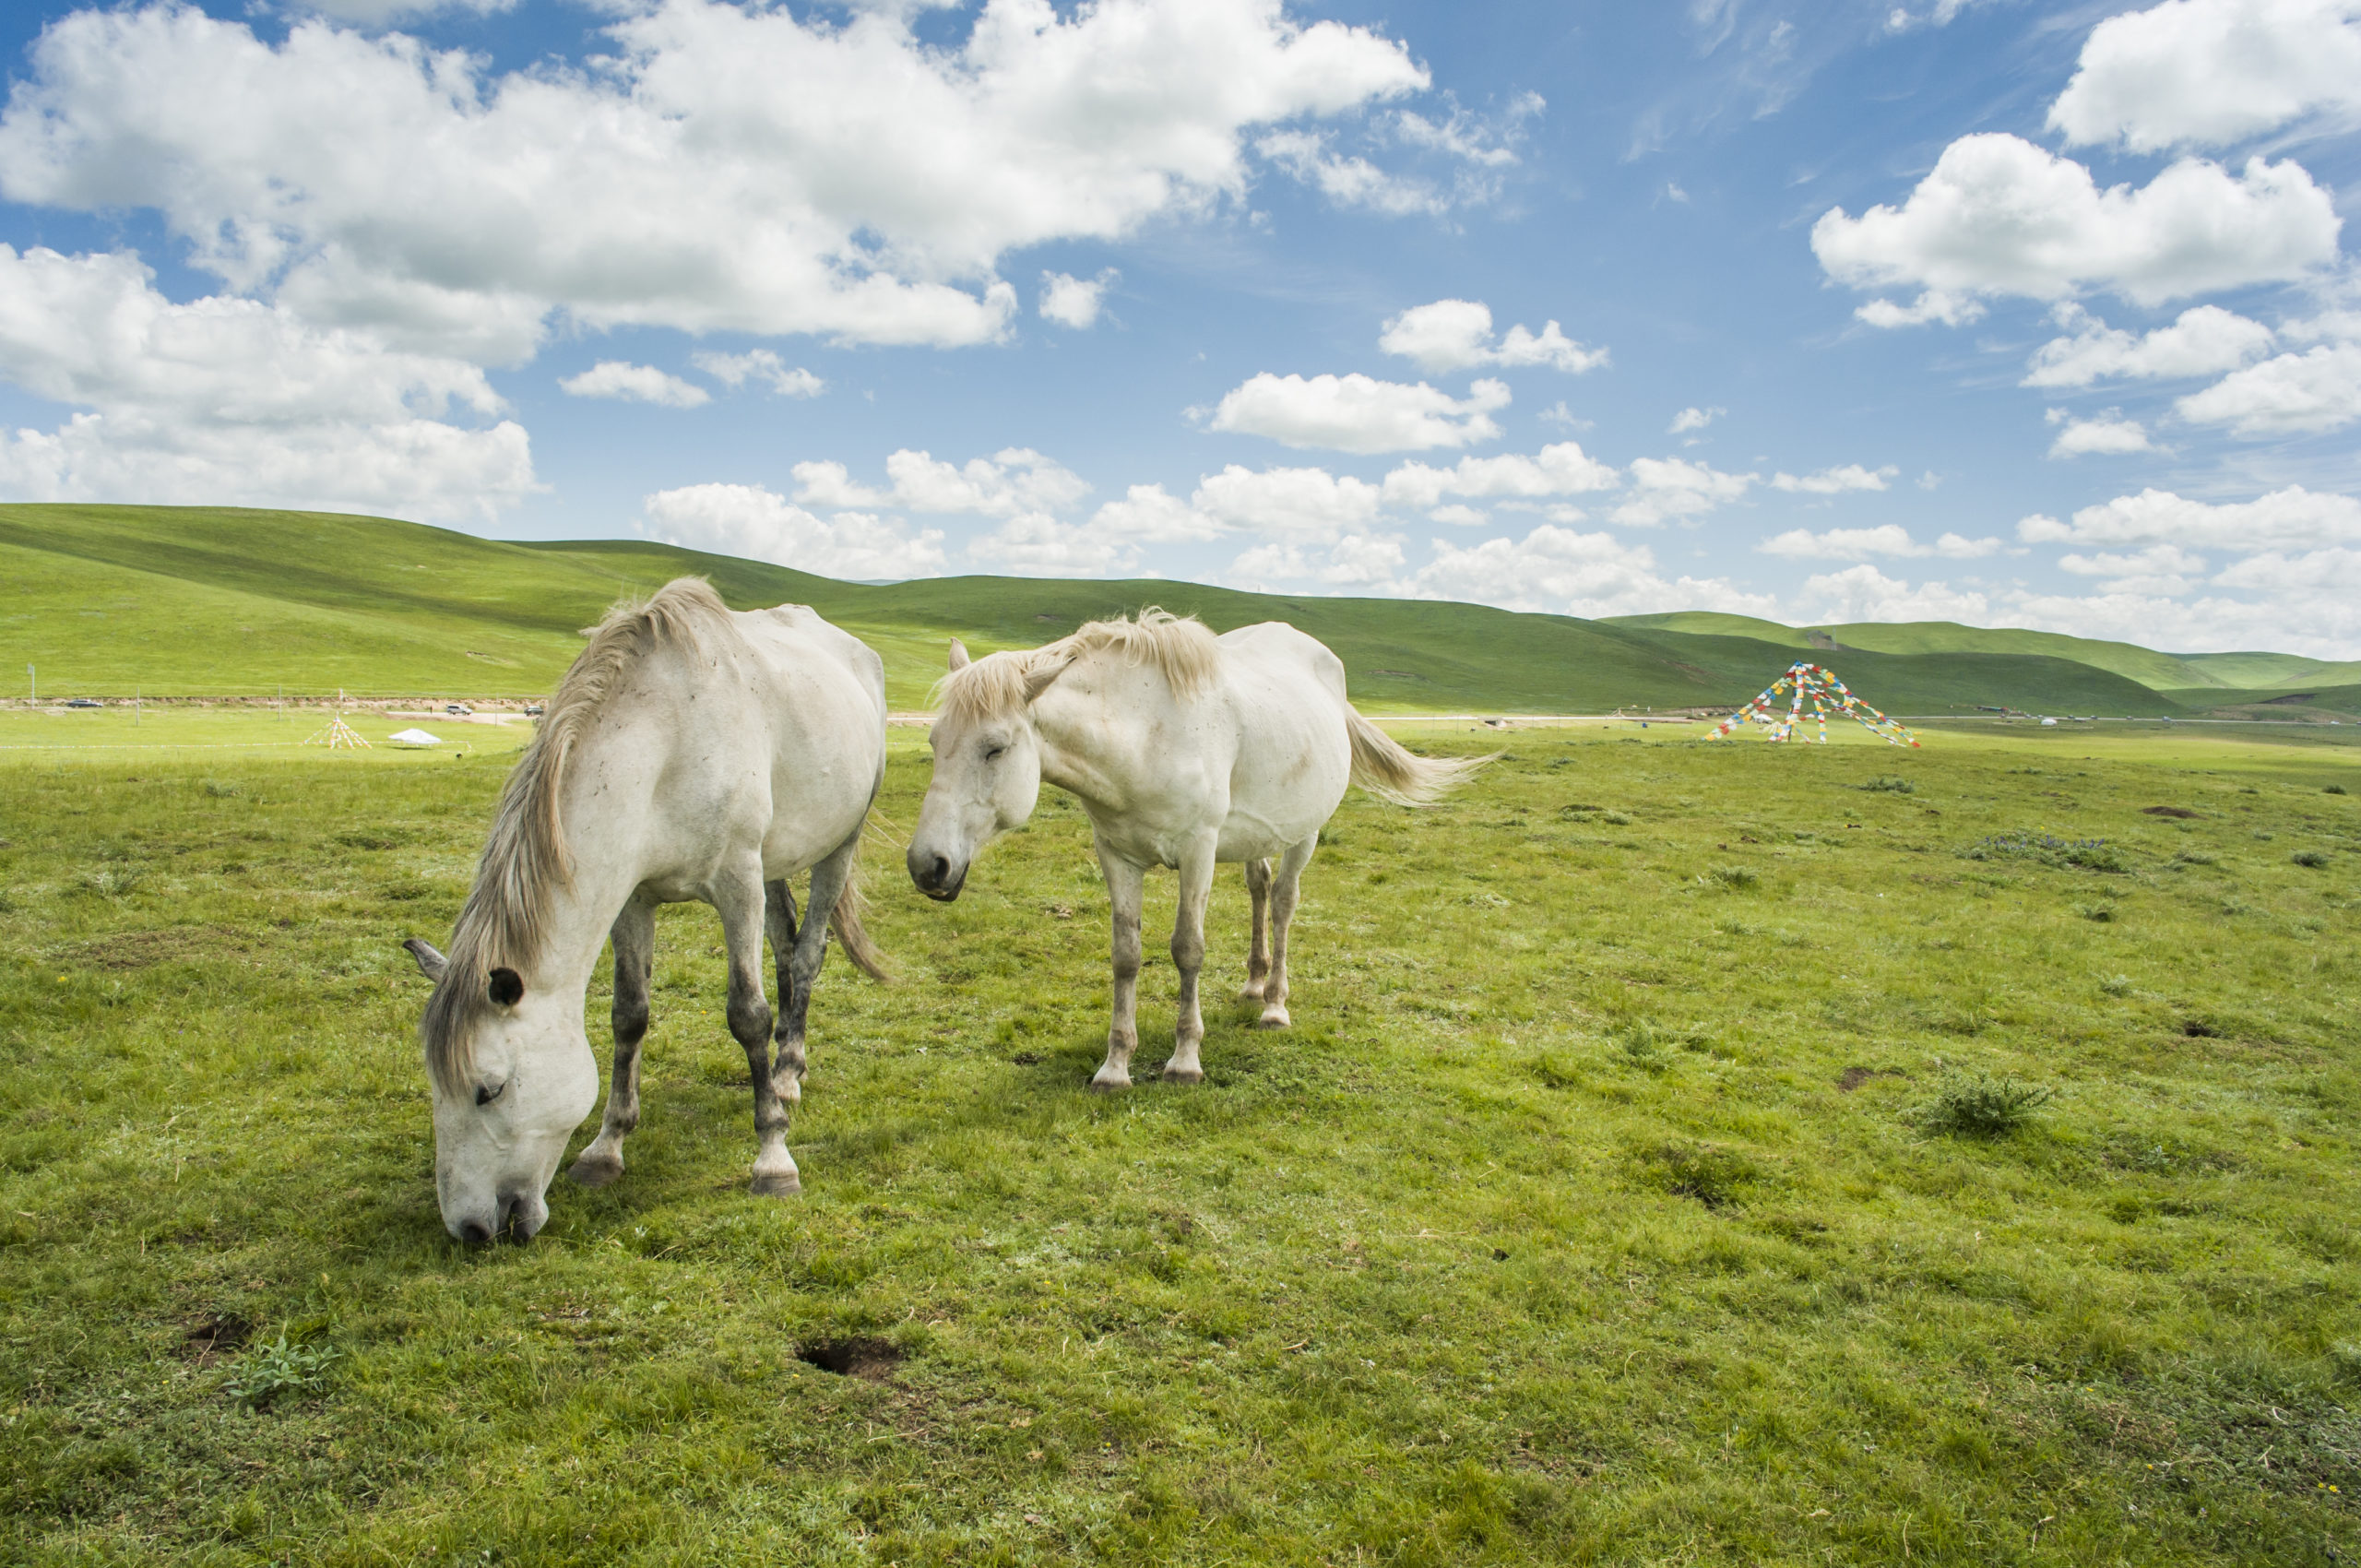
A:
908;848;965;901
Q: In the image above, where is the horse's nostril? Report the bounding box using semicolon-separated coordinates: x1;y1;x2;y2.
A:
930;856;950;885
460;1219;492;1245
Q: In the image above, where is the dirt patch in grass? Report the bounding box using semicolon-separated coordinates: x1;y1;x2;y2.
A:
70;925;255;970
2142;805;2200;818
1838;1065;1908;1092
797;1337;902;1381
182;1314;252;1367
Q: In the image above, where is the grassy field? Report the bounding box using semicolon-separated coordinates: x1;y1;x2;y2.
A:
4;713;2359;1565
6;504;2190;718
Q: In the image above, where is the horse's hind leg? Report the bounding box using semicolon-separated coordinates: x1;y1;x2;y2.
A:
765;879;801;1101
775;834;858;1105
1238;857;1273;1004
1256;835;1319;1029
714;868;794;1196
1091;839;1146;1092
1163;833;1218;1084
571;896;655;1188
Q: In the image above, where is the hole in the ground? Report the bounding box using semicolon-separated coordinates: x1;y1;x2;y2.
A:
2181;1019;2220;1038
796;1336;901;1380
184;1314;252;1364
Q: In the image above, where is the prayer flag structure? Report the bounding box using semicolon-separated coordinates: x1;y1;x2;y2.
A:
1705;662;1919;747
303;689;373;751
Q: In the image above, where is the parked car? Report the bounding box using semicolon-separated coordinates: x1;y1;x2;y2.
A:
64;698;101;709
444;703;473;716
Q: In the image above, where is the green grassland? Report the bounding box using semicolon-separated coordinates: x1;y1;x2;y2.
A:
0;505;2205;717
4;719;2359;1565
2159;685;2361;720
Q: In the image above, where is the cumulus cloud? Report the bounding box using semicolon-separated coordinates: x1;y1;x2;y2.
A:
2017;483;2361;549
1758;525;2003;559
639;482;945;581
2045;409;2154;457
1086;482;1232;543
1611;457;1756;527
790;447;1090;519
2022;303;2275;387
967;513;1145;577
1380;442;1618;508
1257;130;1451;216
1412;525;1776;619
1039;269;1118;330
558;360;710;408
1769;463;1895;493
1796;564;1993;624
2174;342;2361;435
2056;541;2210;595
2048;0;2361;153
1206;372;1510;453
693;349;823;397
1667;405;1723;435
1813;134;2342;317
298;0;516;24
0;0;1425;357
0;244;532;521
1231;533;1408;588
1191;463;1383;539
1376;299;1608;374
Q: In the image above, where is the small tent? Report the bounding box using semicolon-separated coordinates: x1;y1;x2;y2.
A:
387;728;443;746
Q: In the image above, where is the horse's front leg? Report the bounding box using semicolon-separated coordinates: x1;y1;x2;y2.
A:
1092;839;1146;1092
1257;835;1319;1029
715;869;794;1196
776;833;859;1104
764;878;801;1101
571;897;655;1188
1238;857;1273;1003
1165;835;1218;1083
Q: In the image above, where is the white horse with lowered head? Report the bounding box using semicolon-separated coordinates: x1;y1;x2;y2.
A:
908;610;1483;1089
403;579;887;1243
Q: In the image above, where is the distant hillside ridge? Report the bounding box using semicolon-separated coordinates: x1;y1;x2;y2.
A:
4;503;2190;716
1607;612;2349;692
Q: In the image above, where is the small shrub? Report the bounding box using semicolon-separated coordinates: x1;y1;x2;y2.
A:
1919;1074;2052;1138
1601;810;1633;826
1857;776;1916;794
1634;1141;1763;1208
2291;849;2330;869
2099;974;2132;996
1957;832;2121;871
2325;784;2348;796
2075;903;2116;922
200;779;243;799
73;867;145;898
2171;849;2216;866
221;1329;341;1409
1705;865;1759;891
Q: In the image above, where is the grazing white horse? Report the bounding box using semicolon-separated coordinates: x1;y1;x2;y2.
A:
402;579;887;1242
907;611;1482;1088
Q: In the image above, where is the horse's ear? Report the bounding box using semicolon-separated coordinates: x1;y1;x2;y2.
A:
403;938;448;982
947;637;970;672
1021;649;1074;705
488;968;525;1007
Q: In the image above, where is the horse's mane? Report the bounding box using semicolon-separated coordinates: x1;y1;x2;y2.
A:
421;577;736;1094
934;608;1219;724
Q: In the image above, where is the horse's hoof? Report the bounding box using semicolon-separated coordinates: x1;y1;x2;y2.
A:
749;1170;802;1198
1088;1073;1131;1093
1253;1007;1292;1030
568;1154;623;1188
1161;1063;1205;1084
1235;985;1265;1004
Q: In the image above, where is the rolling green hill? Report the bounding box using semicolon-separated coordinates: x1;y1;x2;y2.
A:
0;503;2193;716
2161;683;2361;719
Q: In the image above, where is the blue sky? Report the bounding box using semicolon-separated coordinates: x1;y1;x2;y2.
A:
0;0;2356;654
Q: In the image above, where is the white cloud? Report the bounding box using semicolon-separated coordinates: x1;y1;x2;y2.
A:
1258;130;1449;217
967;512;1144;577
2174;342;2361;435
297;0;516;23
2017;483;2361;549
1611;456;1756;527
2045;409;2154;457
1231;533;1408;588
1769;463;1895;493
1380;442;1618;508
693;349;824;398
559;360;710;408
1191;463;1382;539
1797;564;1992;624
1376;299;1608;374
1536;400;1591;430
1758;524;2003;560
1087;482;1230;542
2056;542;2210;595
0;244;532;522
2049;0;2361;153
1388;93;1543;169
1039;269;1118;330
1412;524;1776;619
1207;372;1510;453
2004;578;2361;657
1854;291;1985;328
1667;405;1722;435
790;447;1090;519
640;482;945;581
1428;504;1489;527
2022;303;2275;387
0;0;1425;355
1814;134;2342;315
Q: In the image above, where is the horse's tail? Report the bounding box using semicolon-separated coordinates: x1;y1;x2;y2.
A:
1346;708;1493;806
827;842;892;982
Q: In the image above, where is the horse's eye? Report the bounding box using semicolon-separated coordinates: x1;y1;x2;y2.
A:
475;1082;505;1107
984;745;1007;762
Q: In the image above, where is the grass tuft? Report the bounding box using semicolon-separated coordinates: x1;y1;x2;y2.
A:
219;1328;342;1410
2292;849;2331;868
1633;1141;1763;1208
1703;864;1759;890
1857;775;1916;794
1919;1074;2053;1138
